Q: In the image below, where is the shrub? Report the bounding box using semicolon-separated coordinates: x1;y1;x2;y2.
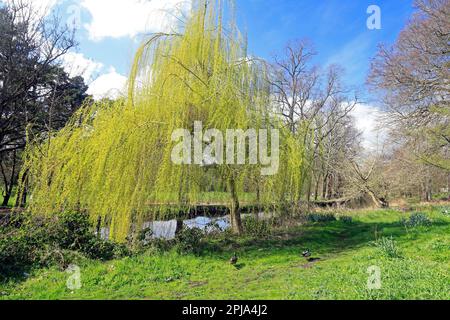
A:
50;212;94;250
338;215;353;224
0;228;36;276
133;228;175;253
49;212;129;260
83;237;129;260
129;227;153;251
0;212;127;278
402;212;432;228
373;236;402;259
205;221;225;235
307;213;336;223
174;227;204;255
137;227;153;243
243;216;271;238
440;206;450;216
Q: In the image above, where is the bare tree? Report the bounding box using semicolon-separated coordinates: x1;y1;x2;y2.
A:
381;137;450;202
348;157;389;208
317;113;362;201
369;0;450;171
269;40;358;204
270;39;319;134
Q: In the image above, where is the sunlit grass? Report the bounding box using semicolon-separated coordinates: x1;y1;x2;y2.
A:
2;206;449;300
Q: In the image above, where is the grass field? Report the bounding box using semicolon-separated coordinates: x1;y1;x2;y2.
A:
1;206;449;300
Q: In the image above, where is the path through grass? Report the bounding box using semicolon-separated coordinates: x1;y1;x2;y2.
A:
1;206;449;300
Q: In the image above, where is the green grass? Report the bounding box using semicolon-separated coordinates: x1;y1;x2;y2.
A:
1;207;449;300
195;192;257;204
0;187;18;208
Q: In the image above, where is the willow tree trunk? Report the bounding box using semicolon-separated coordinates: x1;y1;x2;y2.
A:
15;169;28;207
256;177;262;215
1;151;17;207
326;174;334;200
1;193;11;207
314;173;321;201
229;177;243;235
175;219;184;236
322;172;329;199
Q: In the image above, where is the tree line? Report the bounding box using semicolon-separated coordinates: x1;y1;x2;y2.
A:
1;0;448;241
0;0;89;207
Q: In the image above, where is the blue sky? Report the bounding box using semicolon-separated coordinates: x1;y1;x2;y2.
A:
28;0;414;100
3;0;415;148
238;0;414;91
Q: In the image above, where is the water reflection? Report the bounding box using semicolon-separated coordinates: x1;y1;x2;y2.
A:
101;215;231;241
142;220;178;239
184;216;230;233
100;212;273;241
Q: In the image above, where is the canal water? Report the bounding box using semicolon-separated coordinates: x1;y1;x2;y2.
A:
100;215;231;241
142;215;231;240
100;212;273;241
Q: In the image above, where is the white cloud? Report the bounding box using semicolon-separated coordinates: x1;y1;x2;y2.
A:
80;0;191;41
87;67;128;100
350;103;386;151
62;54;129;101
62;52;104;82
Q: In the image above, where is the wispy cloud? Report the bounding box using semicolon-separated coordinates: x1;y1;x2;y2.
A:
325;32;374;86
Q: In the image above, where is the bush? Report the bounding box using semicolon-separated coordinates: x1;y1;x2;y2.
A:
174;227;204;255
50;212;129;260
373;236;402;259
0;212;127;278
440;206;450;216
0;228;37;276
51;211;93;249
133;228;175;253
338;215;353;224
243;216;271;238
205;221;225;235
307;213;337;223
137;227;153;243
402;212;432;228
131;225;208;255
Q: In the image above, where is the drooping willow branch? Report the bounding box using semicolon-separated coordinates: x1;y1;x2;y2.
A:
20;0;313;241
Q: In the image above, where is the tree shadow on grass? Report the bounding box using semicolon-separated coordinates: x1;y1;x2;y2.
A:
200;219;450;262
233;263;246;270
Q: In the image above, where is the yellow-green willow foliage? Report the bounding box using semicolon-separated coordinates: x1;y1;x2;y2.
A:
21;0;312;241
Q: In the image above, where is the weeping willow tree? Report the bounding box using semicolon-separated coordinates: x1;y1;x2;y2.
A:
19;0;311;241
